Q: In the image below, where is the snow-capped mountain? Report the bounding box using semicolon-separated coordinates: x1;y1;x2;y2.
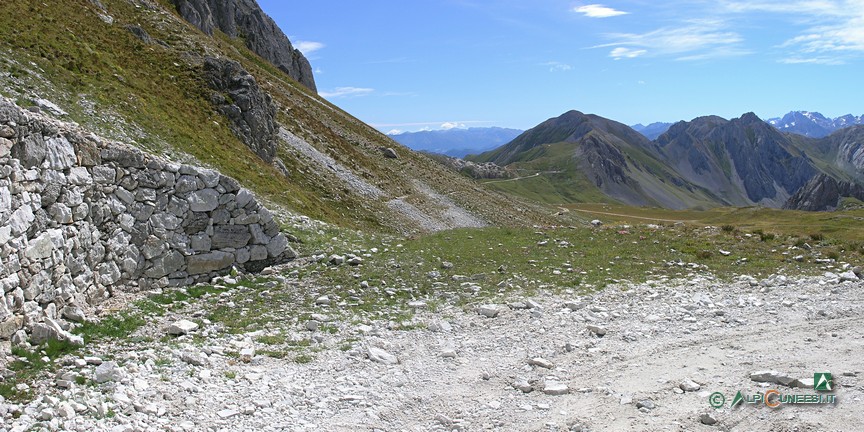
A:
767;111;864;138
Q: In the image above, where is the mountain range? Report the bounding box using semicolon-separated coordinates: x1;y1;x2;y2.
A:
387;127;523;158
632;111;864;141
470;110;864;211
767;111;864;138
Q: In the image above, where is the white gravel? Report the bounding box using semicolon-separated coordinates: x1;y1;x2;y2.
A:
3;271;863;431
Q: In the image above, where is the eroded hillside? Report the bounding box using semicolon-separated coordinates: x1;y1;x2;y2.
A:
0;0;551;235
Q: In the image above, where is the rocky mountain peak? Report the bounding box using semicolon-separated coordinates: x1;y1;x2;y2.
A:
173;0;317;92
736;112;763;125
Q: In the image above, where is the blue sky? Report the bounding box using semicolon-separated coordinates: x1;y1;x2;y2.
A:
258;1;864;133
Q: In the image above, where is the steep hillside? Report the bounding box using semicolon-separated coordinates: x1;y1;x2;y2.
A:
388;127;523;158
656;113;817;207
0;0;550;234
471;111;720;209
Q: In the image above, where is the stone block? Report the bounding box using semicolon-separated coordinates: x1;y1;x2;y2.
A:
187;251;234;274
211;225;251;249
187;188;220;212
44;136;76;169
100;147;144;168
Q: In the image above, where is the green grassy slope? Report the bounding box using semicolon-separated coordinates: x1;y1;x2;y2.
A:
0;0;552;232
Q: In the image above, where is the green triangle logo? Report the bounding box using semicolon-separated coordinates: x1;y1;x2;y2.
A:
814;372;833;391
731;391;744;407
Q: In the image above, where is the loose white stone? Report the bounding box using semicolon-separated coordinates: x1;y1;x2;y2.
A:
542;381;569;395
367;347;399;365
167;319;199;335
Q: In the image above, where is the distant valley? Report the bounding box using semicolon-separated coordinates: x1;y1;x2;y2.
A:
387;127;523;157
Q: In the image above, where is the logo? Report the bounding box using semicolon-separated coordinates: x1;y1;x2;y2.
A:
730;391;744;407
709;371;838;409
708;392;725;409
814;372;833;391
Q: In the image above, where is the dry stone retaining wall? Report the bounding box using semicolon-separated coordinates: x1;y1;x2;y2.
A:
0;98;294;343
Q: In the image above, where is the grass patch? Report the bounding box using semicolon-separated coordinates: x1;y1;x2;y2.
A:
297;222;861;322
255;334;285;345
294;354;314;364
1;340;79;402
259;349;289;359
76;311;146;343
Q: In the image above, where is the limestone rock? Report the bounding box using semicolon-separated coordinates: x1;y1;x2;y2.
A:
187;188;220;212
167;319;199;335
30;318;84;346
477;304;500;318
680;379;701;392
202;57;279;162
367;347;399;365
542;381;569;395
212;225;252;249
699;413;718;425
187;251;234;274
94;361;124;383
587;324;607;337
174;0;317;91
529;357;555;369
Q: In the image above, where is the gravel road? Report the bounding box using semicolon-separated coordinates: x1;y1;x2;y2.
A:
3;269;862;432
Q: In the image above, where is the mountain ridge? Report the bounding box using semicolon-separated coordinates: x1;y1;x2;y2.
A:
767;111;864;138
472;109;863;211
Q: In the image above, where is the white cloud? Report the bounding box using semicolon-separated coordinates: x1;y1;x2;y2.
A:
319;87;374;98
386;129;403;135
542;61;573;72
610;47;647;59
440;122;467;130
723;0;864;63
780;56;846;65
600;20;748;60
573;4;629;18
294;40;325;55
721;0;845;16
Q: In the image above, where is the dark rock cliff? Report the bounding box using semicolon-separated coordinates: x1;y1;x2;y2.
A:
203;57;278;163
784;174;864;211
173;0;317;92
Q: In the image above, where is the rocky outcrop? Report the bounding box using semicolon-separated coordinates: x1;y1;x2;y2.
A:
429;155;512;180
203;57;278;162
173;0;317;92
0;98;295;342
784;174;864;211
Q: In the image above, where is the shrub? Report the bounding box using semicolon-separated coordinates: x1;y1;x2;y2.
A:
810;233;824;242
721;224;736;233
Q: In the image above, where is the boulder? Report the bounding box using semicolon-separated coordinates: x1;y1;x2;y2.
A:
167;319;199;335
